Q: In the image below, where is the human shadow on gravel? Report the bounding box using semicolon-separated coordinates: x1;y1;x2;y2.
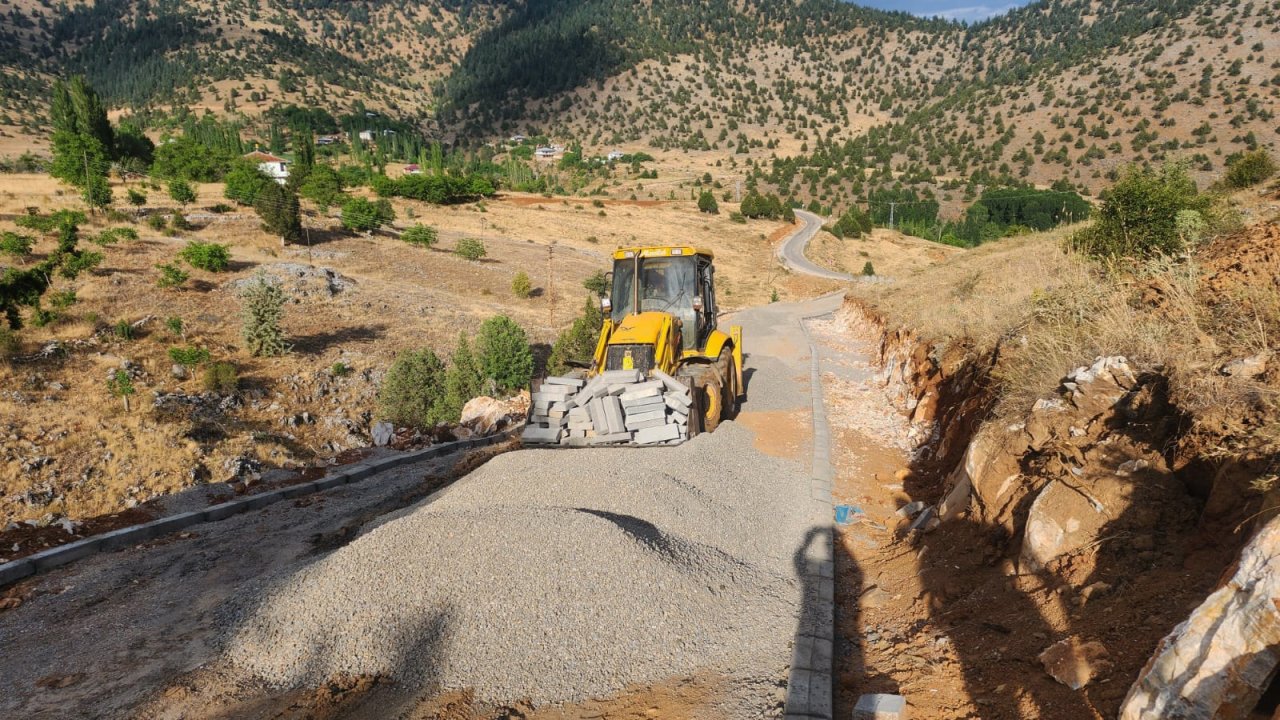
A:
790;525;860;718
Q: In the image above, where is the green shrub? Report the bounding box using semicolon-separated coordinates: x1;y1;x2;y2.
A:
401;223;438;247
240;271;287;357
0;231;33;256
156;262;190;289
57;251;102;279
728;211;747;224
1223;149;1277;189
0;327;18;359
202;361;239;394
169;211;192;232
547;298;603;374
92;227;138;246
180;241;231;272
1069;162;1211;260
862;261;876;276
165;316;184;337
583;270;610;297
377;348;449;428
48;289;76;309
112;319;134;341
168;179;196;206
106;369;135;409
697;190;719;214
146;213;167;231
341;196;395;233
126;188;147;207
438;332;485;422
512;270;533;298
455;237;487;261
476;315;533;394
168;346;211;366
330;361;351;377
15;209;85;233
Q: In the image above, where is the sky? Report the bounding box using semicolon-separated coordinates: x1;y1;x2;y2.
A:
852;0;1036;23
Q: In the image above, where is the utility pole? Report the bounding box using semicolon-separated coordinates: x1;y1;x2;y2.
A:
888;201;897;230
547;242;555;331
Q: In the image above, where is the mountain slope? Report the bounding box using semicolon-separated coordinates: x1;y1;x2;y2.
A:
0;0;1275;198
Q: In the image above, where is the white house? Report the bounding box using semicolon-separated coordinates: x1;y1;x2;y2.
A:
357;129;375;142
244;150;289;185
535;146;557;159
607;150;625;161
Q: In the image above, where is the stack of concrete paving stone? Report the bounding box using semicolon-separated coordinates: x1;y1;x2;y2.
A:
521;369;693;446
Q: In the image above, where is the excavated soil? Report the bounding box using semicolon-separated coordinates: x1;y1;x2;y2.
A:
810;290;1252;719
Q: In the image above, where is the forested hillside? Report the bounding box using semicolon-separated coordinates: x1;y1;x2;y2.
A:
0;0;1276;202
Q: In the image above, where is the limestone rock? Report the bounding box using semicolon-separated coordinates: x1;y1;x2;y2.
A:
460;391;530;436
1040;636;1111;690
371;421;395;447
1020;479;1111;573
1119;516;1280;720
1221;351;1272;379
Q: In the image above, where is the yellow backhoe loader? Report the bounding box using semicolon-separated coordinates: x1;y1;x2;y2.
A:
588;245;743;435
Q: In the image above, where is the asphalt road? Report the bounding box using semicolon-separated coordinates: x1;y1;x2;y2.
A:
777;209;853;281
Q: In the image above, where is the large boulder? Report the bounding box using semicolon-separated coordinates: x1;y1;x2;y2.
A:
1119;515;1280;719
460;392;530;436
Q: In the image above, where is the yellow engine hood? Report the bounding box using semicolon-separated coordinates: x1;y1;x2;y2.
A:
609;311;674;346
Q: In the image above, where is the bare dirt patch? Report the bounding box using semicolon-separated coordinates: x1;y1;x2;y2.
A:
734;409;811;460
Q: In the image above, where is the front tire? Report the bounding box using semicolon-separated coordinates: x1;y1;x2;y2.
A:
700;373;724;433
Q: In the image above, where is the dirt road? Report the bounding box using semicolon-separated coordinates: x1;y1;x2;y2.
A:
0;295;845;719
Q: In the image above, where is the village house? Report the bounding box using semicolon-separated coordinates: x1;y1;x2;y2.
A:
403;164;422;175
607;150;625;161
243;150;289;184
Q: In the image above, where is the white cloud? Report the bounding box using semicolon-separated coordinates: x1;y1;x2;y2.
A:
930;3;1022;22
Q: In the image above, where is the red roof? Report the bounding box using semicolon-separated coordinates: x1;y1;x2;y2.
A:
244;151;286;163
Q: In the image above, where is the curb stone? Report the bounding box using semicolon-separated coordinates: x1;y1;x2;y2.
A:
784;298;842;719
0;431;515;590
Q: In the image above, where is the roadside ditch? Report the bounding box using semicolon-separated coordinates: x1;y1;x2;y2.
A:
812;296;1278;720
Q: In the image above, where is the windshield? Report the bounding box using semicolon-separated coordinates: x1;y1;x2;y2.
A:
610;255;699;349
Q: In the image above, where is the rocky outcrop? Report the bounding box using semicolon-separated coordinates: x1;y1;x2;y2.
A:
1119;515;1280;720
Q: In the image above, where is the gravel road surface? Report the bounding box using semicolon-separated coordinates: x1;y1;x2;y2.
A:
0;296;838;719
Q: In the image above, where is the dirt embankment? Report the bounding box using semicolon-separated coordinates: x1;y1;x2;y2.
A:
831;219;1280;719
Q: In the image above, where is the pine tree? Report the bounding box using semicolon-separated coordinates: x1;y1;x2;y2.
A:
240;271;288;357
439;332;485;421
476;315;533;394
255;182;303;245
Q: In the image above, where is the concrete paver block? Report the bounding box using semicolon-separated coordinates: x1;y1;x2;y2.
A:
603;396;625;434
634;423;681;444
853;693;907;720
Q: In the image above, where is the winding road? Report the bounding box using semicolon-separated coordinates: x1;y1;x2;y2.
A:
777;209;853;281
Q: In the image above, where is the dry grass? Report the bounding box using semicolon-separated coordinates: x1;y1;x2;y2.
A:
852;206;1280;438
0;166;834;525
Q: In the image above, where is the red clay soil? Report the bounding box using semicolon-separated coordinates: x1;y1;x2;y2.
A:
498;195;667;209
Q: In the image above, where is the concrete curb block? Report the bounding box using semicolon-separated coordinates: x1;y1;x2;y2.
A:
783;300;842;719
0;431;515;590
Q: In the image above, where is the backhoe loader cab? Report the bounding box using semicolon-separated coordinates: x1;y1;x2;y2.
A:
592;246;743;434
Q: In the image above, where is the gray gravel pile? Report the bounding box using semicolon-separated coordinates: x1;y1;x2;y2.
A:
223;421;812;709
